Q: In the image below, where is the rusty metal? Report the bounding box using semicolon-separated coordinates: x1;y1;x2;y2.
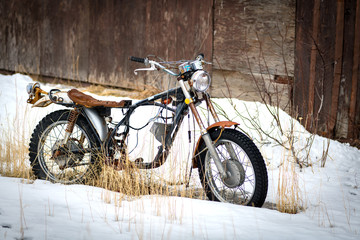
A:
206;121;238;131
203;92;220;122
27;87;48;104
189;102;207;134
66;109;80;134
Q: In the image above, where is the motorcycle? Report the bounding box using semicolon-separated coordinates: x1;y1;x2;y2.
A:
26;54;268;207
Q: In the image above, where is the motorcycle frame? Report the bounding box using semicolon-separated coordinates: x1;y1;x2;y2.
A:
77;84;233;172
93;86;190;169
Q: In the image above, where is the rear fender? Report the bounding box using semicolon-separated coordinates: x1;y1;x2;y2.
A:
82;108;108;142
192;121;238;168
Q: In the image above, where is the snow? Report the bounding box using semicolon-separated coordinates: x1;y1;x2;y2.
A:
1;73;360;239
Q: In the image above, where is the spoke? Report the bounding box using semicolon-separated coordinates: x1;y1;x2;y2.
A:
205;138;257;205
53;124;65;140
217;144;230;159
55;169;65;180
49;160;57;171
245;175;255;188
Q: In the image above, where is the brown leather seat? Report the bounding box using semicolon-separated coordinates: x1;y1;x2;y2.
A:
67;89;128;108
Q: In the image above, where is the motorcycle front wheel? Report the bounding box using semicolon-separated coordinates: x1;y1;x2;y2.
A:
198;128;268;207
29;110;102;184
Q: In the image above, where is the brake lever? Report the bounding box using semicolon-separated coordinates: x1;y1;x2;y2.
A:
134;62;157;75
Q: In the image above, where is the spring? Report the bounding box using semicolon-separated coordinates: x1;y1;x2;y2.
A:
66;109;80;133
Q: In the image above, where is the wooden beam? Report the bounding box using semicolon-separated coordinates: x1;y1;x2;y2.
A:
348;0;360;138
328;0;345;136
307;0;321;130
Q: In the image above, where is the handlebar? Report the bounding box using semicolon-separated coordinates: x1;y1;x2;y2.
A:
130;56;178;76
129;54;211;76
129;56;146;63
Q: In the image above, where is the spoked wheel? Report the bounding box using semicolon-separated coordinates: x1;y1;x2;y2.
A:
29;110;101;184
198;129;268;207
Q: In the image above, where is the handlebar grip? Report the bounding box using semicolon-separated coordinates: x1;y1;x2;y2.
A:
129;56;145;63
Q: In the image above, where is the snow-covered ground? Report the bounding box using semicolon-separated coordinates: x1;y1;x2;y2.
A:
0;73;359;239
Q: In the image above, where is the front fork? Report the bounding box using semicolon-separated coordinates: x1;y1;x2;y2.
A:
179;80;228;179
203;93;239;163
188;102;229;179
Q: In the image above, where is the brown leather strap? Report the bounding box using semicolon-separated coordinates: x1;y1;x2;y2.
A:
67;89;127;108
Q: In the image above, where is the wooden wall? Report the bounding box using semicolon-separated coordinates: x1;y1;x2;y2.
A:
0;0;213;90
213;0;295;76
1;0;294;92
210;0;295;111
295;0;360;139
1;0;359;139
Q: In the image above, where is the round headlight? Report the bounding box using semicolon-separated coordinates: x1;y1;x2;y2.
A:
26;82;40;95
26;83;34;94
191;70;211;92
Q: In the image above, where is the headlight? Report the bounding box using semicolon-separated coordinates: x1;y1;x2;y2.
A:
26;82;40;95
191;70;211;92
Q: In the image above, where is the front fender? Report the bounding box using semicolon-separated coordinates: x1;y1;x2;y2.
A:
192;121;238;168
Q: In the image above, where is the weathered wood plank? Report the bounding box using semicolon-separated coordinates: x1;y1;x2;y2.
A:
306;0;321;130
5;1;19;71
348;0;360;138
15;0;42;74
294;0;314;120
328;0;345;136
113;0;146;89
40;0;89;81
0;0;7;69
88;0;115;85
315;0;337;134
336;0;357;138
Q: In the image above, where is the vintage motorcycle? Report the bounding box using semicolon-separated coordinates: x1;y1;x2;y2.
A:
26;54;268;207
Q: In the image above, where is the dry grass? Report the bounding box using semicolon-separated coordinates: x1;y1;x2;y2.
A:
0;131;33;179
132;85;162;99
0;114;34;180
91;153;204;207
276;149;302;214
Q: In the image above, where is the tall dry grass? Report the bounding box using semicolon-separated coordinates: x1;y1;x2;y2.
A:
0;127;32;179
276;148;302;214
0;107;33;180
92;143;205;207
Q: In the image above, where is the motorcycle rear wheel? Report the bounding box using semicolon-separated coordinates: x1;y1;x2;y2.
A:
198;129;268;207
29;110;101;184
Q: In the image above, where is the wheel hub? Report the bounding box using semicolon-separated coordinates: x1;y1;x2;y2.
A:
51;139;84;169
222;159;245;188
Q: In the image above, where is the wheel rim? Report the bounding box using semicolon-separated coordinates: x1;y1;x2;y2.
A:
205;139;256;205
37;120;92;183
